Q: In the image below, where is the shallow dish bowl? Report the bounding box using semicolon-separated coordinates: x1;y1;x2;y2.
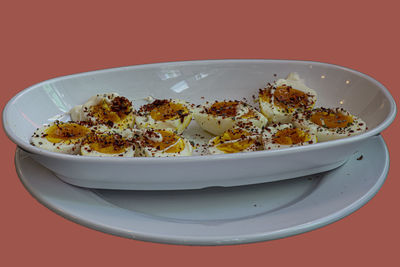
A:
2;60;396;190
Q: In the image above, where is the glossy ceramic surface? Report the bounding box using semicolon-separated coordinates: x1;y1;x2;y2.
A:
15;135;389;245
4;60;396;189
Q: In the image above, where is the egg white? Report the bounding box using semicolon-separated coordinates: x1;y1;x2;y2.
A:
30;121;90;154
193;101;268;136
262;123;317;150
292;107;367;142
137;129;193;157
87;124;139;139
135;99;193;134
259;73;317;123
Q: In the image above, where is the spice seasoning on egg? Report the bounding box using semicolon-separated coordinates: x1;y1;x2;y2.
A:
259;85;315;111
135;99;193;134
292;107;367;142
32;72;369;157
138;99;189;122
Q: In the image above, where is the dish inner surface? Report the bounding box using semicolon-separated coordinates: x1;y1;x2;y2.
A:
6;61;394;146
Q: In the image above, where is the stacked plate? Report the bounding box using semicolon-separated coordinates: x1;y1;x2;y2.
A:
3;60;396;245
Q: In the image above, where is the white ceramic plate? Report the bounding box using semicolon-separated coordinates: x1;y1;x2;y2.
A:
4;60;396;189
16;135;389;245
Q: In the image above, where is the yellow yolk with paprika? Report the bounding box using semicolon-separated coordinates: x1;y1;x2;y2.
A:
145;130;185;153
310;111;353;128
85;134;129;154
45;123;89;144
260;86;310;110
150;102;188;121
213;128;255;153
240;108;256;119
272;128;310;145
208;101;238;117
91;100;125;123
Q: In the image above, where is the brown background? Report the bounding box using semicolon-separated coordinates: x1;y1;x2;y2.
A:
1;0;399;266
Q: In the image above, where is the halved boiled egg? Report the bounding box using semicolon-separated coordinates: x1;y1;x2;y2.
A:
135;99;192;134
30;121;90;154
259;73;317;123
193;100;268;136
208;126;263;154
262;123;317;150
80;131;136;157
292;107;367;142
70;93;135;130
137;129;193;157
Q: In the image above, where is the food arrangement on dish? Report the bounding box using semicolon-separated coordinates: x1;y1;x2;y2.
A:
30;72;367;157
4;59;395;189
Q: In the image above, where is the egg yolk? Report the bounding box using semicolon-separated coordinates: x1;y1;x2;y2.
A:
85;134;129;154
273;128;309;145
213;129;255;153
145;130;185;153
260;86;310;110
240;108;256;119
45;123;89;144
310;110;353;128
148;101;188;121
91;97;132;123
208;101;238;117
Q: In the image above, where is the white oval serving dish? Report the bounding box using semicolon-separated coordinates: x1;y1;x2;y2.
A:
2;60;396;190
